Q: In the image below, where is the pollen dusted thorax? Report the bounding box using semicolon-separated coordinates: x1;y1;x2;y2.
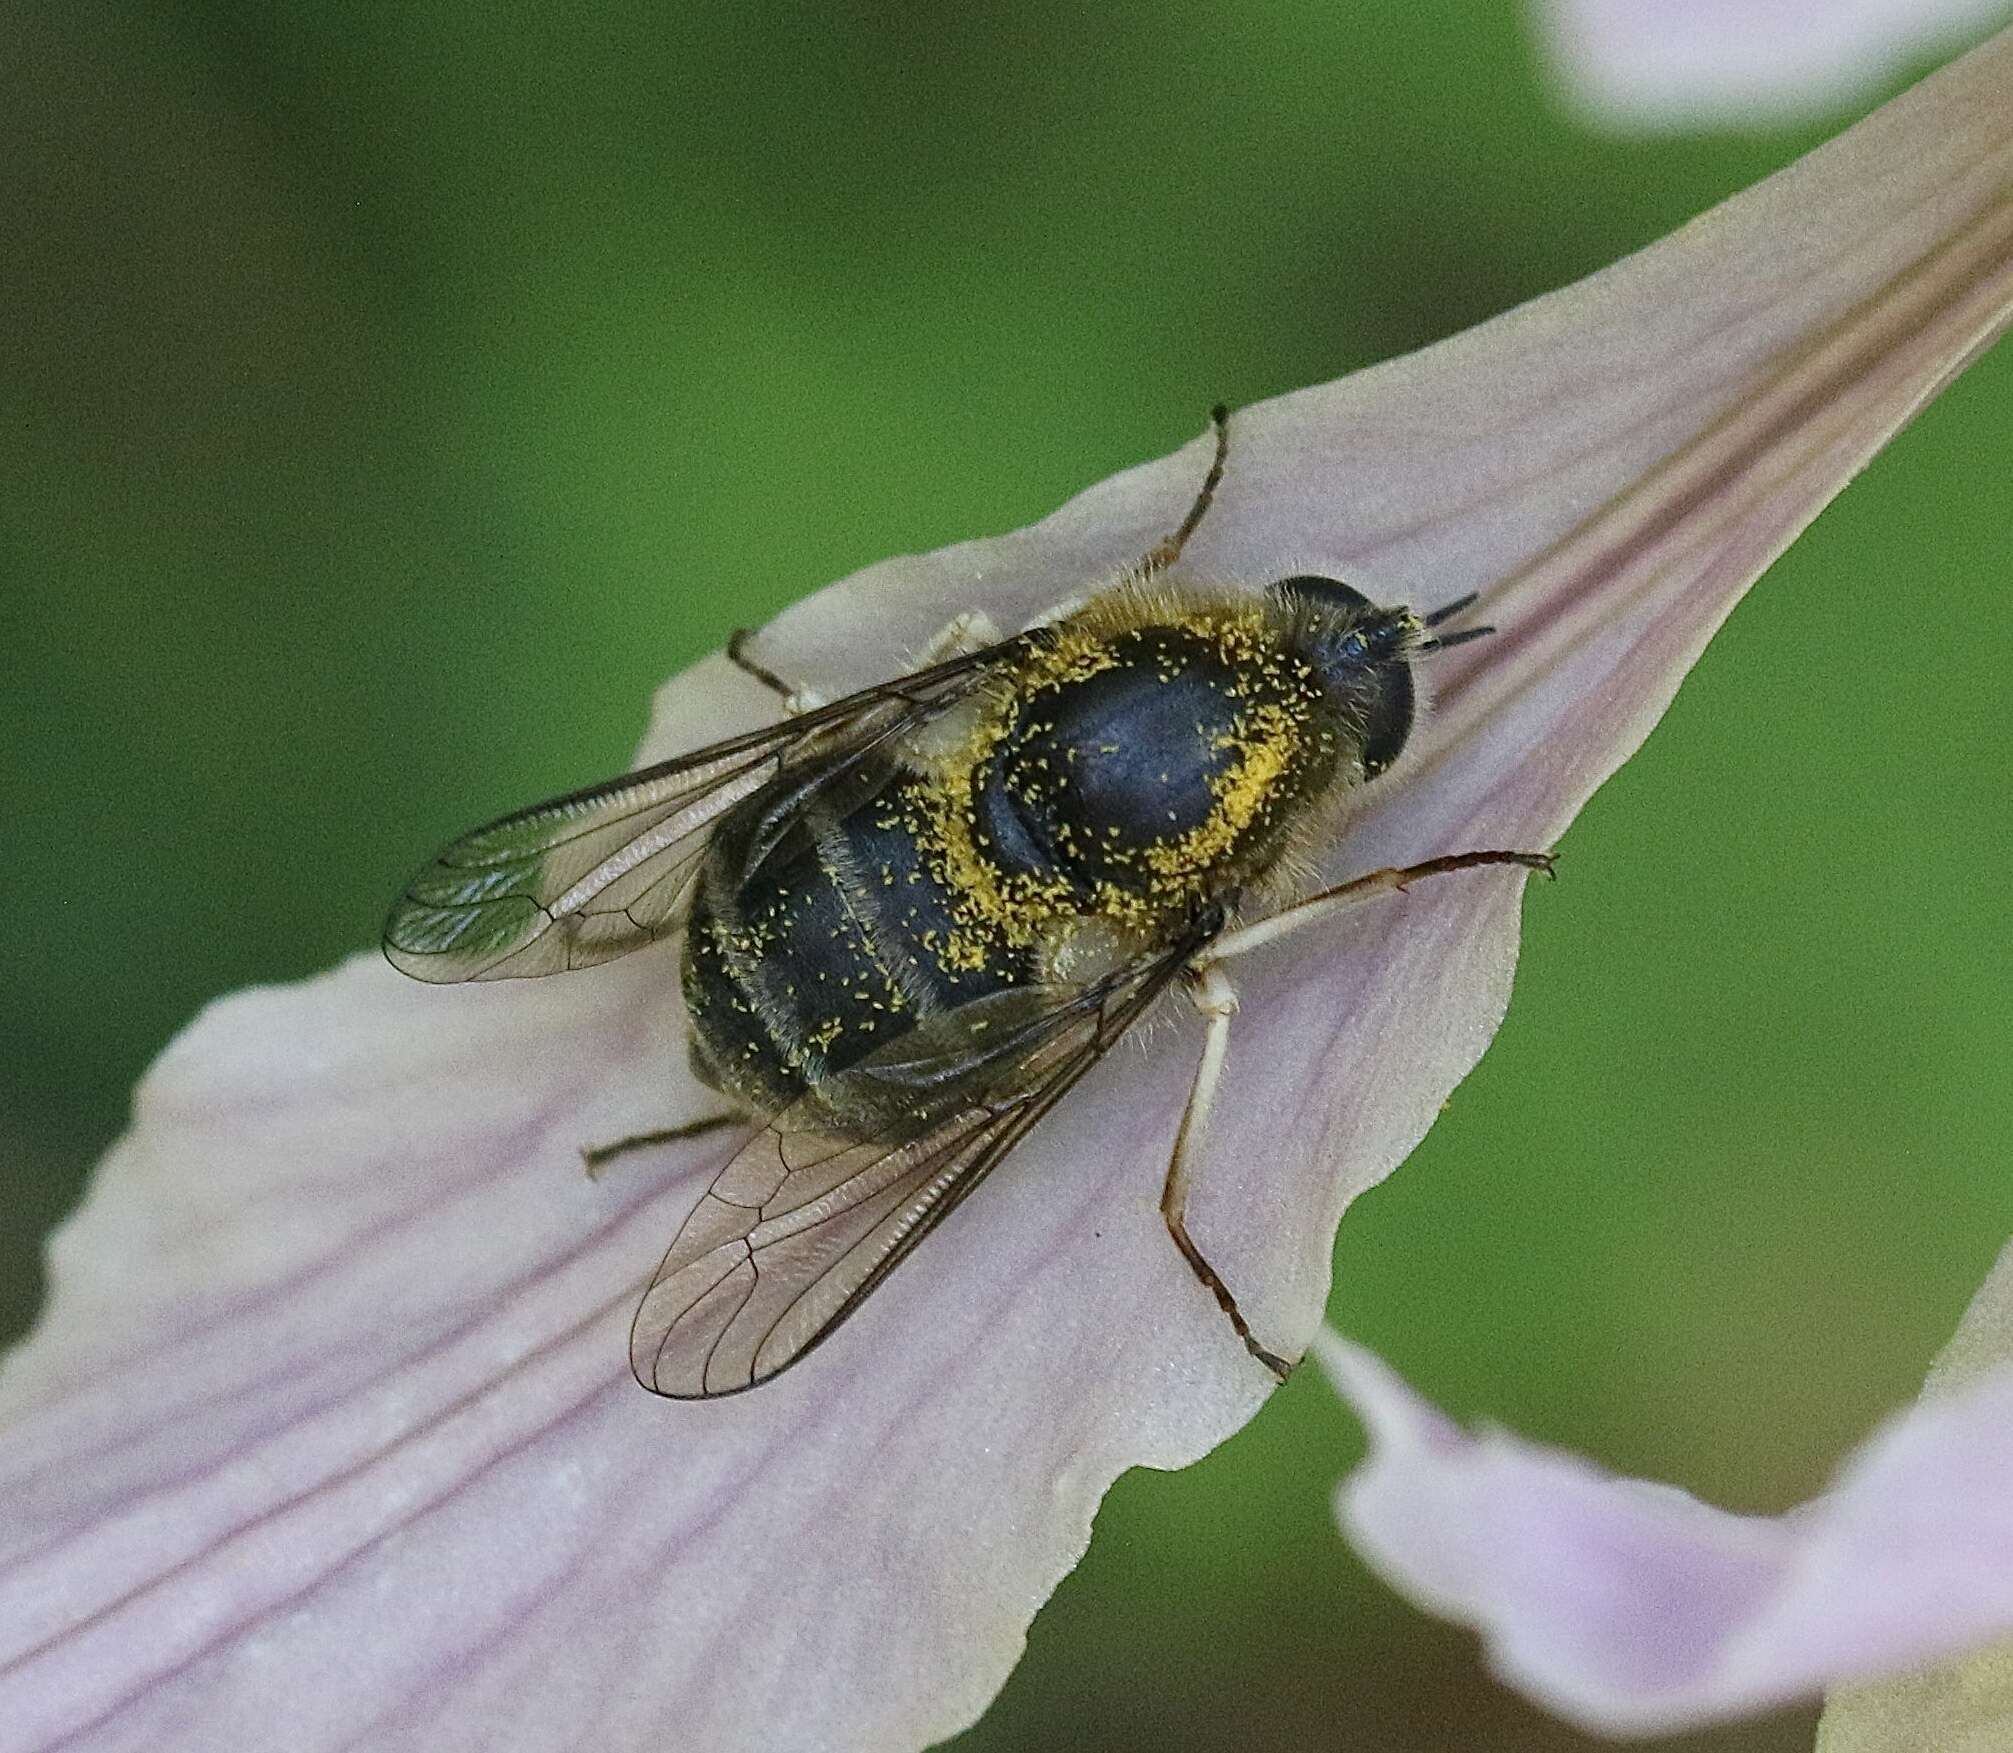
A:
909;589;1347;971
680;580;1422;1118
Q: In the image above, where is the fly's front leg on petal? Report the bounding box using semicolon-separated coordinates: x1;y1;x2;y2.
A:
1138;402;1230;577
1198;849;1556;970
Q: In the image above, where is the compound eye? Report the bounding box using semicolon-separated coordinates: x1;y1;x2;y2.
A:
1360;662;1415;779
1266;574;1376;616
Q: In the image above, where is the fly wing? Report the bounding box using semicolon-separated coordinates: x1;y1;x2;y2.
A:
382;645;1011;982
630;939;1204;1398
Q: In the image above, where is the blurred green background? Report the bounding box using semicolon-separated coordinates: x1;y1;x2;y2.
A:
4;4;2008;1750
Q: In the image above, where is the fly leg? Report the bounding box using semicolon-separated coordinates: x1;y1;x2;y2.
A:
730;609;1004;713
1163;960;1294;1380
582;1111;741;1181
1162;847;1554;1370
726;629;827;714
1033;405;1228;622
1195;849;1555;971
911;609;1004;662
1138;403;1230;577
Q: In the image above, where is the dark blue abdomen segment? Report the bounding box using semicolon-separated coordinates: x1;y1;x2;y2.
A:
976;628;1248;894
830;771;1030;1009
743;820;920;1080
685;796;911;1100
683;762;1033;1110
682;877;805;1107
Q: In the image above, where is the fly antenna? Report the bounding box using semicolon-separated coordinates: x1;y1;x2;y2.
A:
1422;591;1481;628
1418;589;1492;652
1417;623;1494;654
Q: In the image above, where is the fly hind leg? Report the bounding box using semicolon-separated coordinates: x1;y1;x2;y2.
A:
1163;960;1294;1380
582;1111;740;1180
912;609;1004;663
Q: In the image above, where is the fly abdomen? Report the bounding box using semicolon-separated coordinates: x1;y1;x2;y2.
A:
684;808;908;1110
681;878;804;1110
825;769;1031;1009
682;759;1033;1115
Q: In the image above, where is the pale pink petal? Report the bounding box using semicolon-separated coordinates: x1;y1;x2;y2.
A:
1815;1245;2013;1749
6;30;2013;1753
1534;0;2013;130
1320;1244;2013;1734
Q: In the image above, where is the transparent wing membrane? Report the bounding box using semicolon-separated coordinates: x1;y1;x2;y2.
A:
630;936;1205;1397
382;646;1011;983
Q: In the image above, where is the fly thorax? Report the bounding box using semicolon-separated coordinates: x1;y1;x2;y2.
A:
918;613;1339;951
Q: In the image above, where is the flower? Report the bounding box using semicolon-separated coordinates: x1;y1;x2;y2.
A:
1818;1244;2013;1749
1319;1240;2013;1737
4;27;2011;1753
1533;0;2013;130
